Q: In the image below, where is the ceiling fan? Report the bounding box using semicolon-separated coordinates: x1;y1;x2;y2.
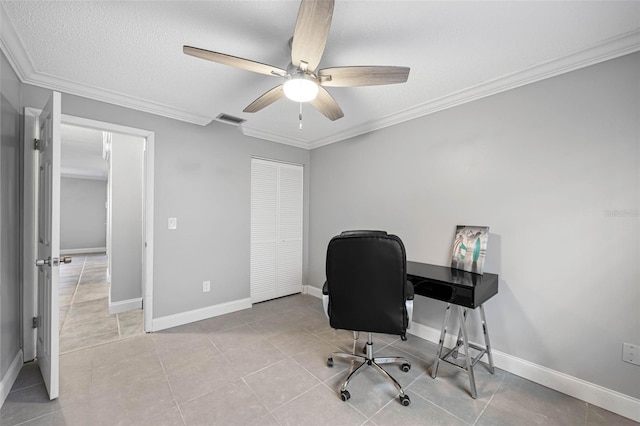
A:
183;0;410;122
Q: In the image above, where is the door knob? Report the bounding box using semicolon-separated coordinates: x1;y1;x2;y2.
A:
35;256;70;267
35;257;51;267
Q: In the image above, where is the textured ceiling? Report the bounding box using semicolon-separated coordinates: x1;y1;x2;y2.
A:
2;1;639;149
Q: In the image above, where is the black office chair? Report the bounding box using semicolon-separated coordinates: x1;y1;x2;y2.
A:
322;230;414;406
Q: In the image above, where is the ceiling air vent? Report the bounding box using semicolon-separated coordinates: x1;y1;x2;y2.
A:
215;113;246;126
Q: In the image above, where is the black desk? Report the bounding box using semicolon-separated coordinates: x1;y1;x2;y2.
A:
407;262;498;308
406;261;498;399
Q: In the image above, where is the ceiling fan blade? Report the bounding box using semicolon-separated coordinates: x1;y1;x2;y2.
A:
184;46;286;77
318;66;410;87
243;85;285;113
291;0;334;72
309;86;344;121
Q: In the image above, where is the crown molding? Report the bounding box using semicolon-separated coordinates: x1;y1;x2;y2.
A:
0;3;211;126
2;0;638;150
0;3;33;83
308;30;640;150
61;168;107;181
25;72;212;126
240;125;311;149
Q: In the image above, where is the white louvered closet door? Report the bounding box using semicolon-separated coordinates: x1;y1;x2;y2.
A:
251;158;303;303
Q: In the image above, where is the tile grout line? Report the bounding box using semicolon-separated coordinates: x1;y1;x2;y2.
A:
186;315;330;420
69;255;87;305
240;375;278;421
59;255;87;336
58;253;144;354
154;345;189;426
472;372;506;426
116;312;121;336
13;410;63;426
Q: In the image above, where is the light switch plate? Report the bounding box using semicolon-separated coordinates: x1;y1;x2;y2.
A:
168;217;177;230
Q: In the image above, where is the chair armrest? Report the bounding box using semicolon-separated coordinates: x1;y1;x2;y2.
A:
405;281;414;328
322;281;329;319
406;280;414;301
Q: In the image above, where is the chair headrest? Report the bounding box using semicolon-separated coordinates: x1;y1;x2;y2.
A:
339;230;388;237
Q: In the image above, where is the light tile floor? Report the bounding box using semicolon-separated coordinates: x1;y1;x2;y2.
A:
3;293;637;425
58;253;144;354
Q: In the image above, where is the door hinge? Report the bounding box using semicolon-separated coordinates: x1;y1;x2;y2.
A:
32;316;41;329
33;138;41;151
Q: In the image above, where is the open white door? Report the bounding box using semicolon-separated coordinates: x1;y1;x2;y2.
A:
34;91;62;400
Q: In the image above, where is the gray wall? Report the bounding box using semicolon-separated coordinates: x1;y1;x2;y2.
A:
110;133;144;303
20;84;311;318
11;40;637;404
309;53;640;399
0;50;22;385
60;177;107;251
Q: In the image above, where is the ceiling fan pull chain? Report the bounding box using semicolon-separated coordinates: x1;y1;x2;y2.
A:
299;102;303;130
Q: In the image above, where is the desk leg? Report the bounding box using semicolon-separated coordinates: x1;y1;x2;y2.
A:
479;305;495;374
452;308;468;359
457;306;478;399
431;303;452;379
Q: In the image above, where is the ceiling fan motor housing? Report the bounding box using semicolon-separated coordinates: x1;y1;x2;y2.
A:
283;64;319;102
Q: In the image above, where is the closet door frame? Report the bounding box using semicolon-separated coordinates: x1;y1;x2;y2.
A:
250;158;303;304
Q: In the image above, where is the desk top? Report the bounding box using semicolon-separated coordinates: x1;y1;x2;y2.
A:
407;261;499;308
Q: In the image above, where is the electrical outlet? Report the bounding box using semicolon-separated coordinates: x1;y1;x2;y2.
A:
168;217;177;230
202;280;211;293
622;343;640;366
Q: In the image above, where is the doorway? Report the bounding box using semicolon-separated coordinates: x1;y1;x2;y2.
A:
22;109;155;363
57;124;145;353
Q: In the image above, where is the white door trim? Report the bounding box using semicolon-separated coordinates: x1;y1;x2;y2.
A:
22;110;155;345
22;107;39;361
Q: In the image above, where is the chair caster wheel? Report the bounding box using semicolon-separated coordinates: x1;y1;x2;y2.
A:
399;394;411;406
327;358;334;367
340;390;350;401
401;363;411;372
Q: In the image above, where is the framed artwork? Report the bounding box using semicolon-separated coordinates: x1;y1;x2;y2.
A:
451;225;489;274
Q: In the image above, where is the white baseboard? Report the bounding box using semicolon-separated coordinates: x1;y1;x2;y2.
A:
151;298;252;332
303;284;323;299
60;247;106;255
307;291;640;422
108;297;142;314
492;348;640;423
407;321;640;423
0;350;23;407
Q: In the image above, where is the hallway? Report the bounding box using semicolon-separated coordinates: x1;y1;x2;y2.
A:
59;253;144;354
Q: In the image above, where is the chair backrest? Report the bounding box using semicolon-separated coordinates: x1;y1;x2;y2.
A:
325;230;408;335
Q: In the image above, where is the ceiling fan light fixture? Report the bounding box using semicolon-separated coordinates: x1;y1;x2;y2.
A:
185;0;408;121
283;75;318;103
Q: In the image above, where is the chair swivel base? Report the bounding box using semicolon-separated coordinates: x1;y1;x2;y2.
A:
327;332;411;406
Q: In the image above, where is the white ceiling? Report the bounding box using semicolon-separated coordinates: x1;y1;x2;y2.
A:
2;1;639;149
61;124;107;180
